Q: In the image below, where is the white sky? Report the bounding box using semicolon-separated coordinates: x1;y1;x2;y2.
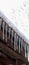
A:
0;0;29;40
0;0;29;61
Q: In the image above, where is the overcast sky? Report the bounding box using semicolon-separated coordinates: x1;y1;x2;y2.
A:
0;0;29;61
0;0;29;40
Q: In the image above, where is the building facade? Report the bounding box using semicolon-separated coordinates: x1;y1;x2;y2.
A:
0;12;29;65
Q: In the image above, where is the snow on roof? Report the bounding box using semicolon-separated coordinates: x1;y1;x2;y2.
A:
0;11;29;45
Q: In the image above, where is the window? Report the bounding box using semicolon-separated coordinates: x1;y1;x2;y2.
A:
4;23;7;42
11;30;14;44
20;40;21;51
7;26;11;43
26;45;28;58
20;39;25;52
4;23;6;34
1;22;3;31
10;28;12;41
22;40;25;51
0;18;2;30
7;27;13;42
10;29;14;48
11;29;14;43
22;45;24;51
26;46;27;53
7;26;9;38
13;31;14;42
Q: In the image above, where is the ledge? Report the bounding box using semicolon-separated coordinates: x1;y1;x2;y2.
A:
0;41;28;63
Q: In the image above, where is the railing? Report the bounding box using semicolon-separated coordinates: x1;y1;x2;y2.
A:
0;18;28;60
0;30;28;59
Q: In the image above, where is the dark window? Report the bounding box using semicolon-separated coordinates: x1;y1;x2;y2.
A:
13;32;14;42
20;41;21;51
7;30;9;37
10;28;12;40
4;24;7;42
17;37;19;46
11;30;14;43
4;27;6;34
4;24;7;35
0;18;2;30
4;24;6;34
10;32;11;40
1;22;3;31
26;46;27;53
22;45;25;51
7;27;9;37
12;36;14;42
26;45;28;58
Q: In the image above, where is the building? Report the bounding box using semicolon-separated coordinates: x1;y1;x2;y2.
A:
0;12;29;65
